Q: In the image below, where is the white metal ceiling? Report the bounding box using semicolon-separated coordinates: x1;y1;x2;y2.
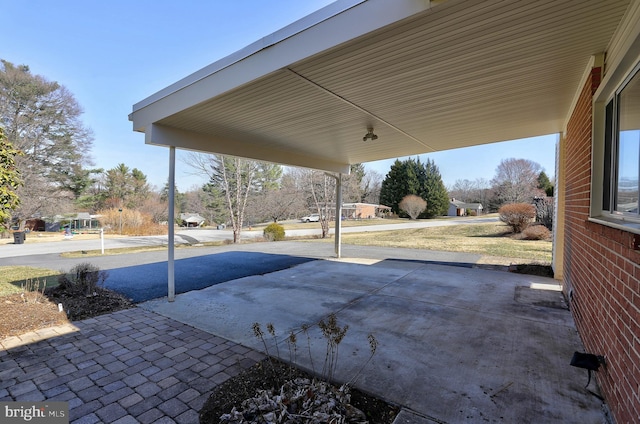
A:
130;0;632;173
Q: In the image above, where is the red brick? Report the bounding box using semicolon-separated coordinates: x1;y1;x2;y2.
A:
563;68;640;424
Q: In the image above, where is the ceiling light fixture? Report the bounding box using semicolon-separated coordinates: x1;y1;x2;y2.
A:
363;127;378;141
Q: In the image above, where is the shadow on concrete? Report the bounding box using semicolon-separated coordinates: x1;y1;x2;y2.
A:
104;251;315;302
375;257;510;272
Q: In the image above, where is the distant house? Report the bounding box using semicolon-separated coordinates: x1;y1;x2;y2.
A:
180;213;206;227
342;203;391;219
40;213;101;232
448;199;483;217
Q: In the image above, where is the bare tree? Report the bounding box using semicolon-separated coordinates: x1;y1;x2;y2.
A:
449;178;491;203
309;171;337;238
185;153;268;243
139;192;169;224
13;167;75;225
491;158;545;205
182;187;207;215
248;180;304;223
449;179;476;202
361;169;383;204
287;167;337;238
399;194;427;219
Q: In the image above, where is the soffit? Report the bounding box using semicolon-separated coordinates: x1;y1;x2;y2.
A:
134;0;632;171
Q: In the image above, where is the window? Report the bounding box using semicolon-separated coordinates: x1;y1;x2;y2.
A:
603;62;640;218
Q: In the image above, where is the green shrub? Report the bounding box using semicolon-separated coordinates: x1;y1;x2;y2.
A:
263;223;285;241
499;203;536;233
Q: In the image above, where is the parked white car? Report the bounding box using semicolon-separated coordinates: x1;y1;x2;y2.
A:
300;213;320;223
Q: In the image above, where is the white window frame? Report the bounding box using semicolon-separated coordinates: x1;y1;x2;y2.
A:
589;11;640;234
604;63;640;217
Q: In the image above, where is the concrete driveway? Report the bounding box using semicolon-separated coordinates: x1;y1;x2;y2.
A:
140;253;604;423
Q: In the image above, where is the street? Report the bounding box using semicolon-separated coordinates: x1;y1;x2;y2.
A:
0;216;499;259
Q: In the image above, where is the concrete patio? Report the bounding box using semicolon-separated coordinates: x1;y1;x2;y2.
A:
141;257;605;423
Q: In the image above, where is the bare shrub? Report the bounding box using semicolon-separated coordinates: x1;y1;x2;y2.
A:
522;224;552;241
20;278;47;304
499;203;536;233
253;314;377;385
58;263;108;296
399;194;427;220
96;207;165;235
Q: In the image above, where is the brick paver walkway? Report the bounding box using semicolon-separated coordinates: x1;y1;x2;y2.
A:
0;308;264;423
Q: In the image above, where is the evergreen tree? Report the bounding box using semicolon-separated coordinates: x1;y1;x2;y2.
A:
380;159;416;214
161;181;186;218
0;127;23;230
380;157;448;218
255;162;283;192
537;171;554;197
104;164;151;209
201;182;228;225
419;158;449;218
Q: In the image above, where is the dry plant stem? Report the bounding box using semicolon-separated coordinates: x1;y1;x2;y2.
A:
347;334;378;386
252;322;278;377
252;323;269;357
319;313;349;382
301;324;316;374
266;322;280;359
286;331;297;380
20;278;46;304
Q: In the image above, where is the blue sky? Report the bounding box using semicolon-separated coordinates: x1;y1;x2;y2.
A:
2;0;556;191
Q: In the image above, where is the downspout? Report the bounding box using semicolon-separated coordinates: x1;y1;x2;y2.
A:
168;146;176;302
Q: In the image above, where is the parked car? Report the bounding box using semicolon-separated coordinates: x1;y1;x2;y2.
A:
300;213;320;223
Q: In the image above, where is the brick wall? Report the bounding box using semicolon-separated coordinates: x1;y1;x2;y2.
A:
563;67;640;423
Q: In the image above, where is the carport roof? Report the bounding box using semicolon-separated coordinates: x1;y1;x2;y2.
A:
130;0;633;173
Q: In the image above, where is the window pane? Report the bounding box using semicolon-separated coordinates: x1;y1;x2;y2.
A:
616;131;639;213
616;71;640;214
603;100;614;210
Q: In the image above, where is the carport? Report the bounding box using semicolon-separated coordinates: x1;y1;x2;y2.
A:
129;0;629;301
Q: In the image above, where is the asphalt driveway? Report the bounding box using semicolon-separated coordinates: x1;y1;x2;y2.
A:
103;251;315;302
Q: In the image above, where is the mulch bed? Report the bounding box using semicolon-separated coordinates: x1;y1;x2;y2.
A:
200;359;399;424
0;287;134;339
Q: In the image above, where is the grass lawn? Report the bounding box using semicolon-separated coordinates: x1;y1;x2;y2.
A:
0;266;61;296
252;218;412;231
59;240;229;258
315;221;552;263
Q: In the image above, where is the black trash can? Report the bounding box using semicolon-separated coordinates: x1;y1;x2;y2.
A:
13;231;25;244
